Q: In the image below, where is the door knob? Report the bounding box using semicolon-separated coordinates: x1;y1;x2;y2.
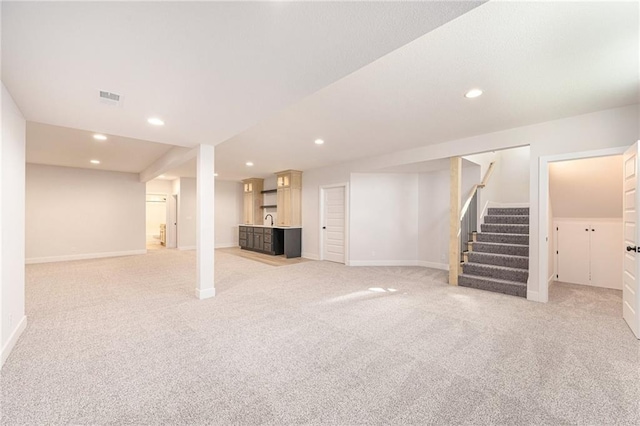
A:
627;246;637;252
322;226;326;229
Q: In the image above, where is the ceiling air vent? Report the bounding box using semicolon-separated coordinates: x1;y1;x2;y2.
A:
99;90;123;107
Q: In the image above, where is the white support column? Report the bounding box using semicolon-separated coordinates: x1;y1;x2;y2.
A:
195;144;215;299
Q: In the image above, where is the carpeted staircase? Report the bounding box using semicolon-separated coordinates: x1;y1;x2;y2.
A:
459;207;529;298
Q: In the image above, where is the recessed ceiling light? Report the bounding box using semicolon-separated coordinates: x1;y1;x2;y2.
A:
214;173;218;177
314;139;324;145
464;89;483;99
246;162;254;167
93;134;107;141
147;117;165;126
90;160;101;164
159;175;165;178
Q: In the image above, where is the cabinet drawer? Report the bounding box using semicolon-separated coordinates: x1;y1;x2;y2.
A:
263;231;272;243
246;227;254;234
263;242;272;253
239;231;247;240
253;228;264;236
239;226;247;232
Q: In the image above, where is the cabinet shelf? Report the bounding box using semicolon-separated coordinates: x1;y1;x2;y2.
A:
261;189;277;194
260;204;277;209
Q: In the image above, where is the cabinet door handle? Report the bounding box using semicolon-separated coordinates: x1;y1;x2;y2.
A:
626;246;637;252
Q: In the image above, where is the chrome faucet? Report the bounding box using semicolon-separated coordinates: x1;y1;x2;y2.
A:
265;214;274;226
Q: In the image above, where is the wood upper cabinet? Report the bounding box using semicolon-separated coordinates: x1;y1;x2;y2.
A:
276;170;302;226
242;178;264;225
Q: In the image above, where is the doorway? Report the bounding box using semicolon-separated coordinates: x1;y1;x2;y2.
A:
320;184;348;264
145;193;167;249
539;145;640;338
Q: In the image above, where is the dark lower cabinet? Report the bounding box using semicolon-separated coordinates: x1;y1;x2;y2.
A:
239;226;299;257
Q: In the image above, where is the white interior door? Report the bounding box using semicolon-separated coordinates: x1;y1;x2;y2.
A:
322;186;345;263
623;143;640;338
556;221;590;285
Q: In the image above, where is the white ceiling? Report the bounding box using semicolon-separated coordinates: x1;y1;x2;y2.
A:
2;0;482;148
5;1;638;183
215;0;639;180
26;122;172;174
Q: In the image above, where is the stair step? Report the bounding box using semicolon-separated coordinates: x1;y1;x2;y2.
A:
475;233;529;245
459;274;527;298
471;242;529;257
487;207;530;216
484;215;529;225
481;223;529;235
462;262;529;283
467;252;529;269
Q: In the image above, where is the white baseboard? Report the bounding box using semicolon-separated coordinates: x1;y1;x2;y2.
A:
526;290;540;302
178;246;196;251
416;260;449;271
1;315;27;368
548;274;555;286
26;249;147;264
301;252;320;260
349;260;448;269
215;243;238;249
196;287;215;299
349;260;419;267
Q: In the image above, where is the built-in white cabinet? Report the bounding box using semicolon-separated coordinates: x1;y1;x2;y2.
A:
555;219;622;289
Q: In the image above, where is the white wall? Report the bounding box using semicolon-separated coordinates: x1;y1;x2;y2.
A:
496;146;530;204
350;173;418;265
549;155;622;218
214;180;243;248
176;177;196;249
464;145;530;212
26;164;146;262
301;104;638;301
417;169;449;268
170;177;242;249
146;179;172;195
1;83;27;367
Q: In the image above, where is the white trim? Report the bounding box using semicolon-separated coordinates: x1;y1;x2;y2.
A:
488;201;531;208
416;260;449;271
526;290;540;302
302;252;320;260
178;246;196;251
548;274;555;285
538;145;628;305
349;260;448;269
195;287;215;300
1;315;27;368
350;260;419;267
26;249;146;264
215;243;238;249
319;182;350;265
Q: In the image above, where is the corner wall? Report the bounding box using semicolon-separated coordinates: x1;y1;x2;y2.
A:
1;83;26;367
25;164;146;263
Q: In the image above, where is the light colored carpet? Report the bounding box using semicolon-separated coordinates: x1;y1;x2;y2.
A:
1;250;639;425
